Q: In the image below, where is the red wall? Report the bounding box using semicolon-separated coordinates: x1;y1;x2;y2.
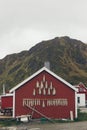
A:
1;96;13;109
15;70;75;119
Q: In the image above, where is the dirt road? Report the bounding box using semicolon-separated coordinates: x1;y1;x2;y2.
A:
2;121;87;130
24;121;87;130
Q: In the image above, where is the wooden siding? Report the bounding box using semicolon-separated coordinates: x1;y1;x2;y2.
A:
1;96;13;109
15;70;75;119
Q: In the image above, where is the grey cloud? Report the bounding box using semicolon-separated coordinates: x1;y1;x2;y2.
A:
0;0;87;59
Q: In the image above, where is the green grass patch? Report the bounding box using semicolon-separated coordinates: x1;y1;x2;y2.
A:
75;109;87;121
0;119;21;127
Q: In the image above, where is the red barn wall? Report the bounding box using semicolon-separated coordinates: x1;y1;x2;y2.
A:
15;70;75;119
1;96;13;109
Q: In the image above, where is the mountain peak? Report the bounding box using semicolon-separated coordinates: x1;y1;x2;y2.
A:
0;36;87;93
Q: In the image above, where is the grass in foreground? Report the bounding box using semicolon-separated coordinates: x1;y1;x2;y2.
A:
75;109;87;122
0;119;21;127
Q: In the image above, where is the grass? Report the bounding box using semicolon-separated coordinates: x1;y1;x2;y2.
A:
0;118;21;127
75;109;87;122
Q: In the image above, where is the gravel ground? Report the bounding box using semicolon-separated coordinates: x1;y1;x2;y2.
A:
21;121;87;130
1;121;87;130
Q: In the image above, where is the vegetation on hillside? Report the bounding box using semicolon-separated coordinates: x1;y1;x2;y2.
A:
0;36;87;93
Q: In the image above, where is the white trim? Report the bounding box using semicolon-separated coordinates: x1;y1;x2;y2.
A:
46;68;77;91
77;93;86;107
75;91;78;118
1;93;13;97
10;67;77;93
13;91;15;118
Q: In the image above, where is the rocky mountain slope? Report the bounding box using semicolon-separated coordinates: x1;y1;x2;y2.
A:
0;36;87;93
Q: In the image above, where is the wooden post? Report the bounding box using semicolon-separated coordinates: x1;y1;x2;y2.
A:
70;111;74;121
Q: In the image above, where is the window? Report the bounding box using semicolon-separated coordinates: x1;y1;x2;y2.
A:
78;97;80;104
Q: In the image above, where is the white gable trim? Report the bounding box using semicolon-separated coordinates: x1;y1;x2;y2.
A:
1;93;13;97
10;67;77;93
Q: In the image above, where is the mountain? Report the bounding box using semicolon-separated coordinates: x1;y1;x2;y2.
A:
0;36;87;93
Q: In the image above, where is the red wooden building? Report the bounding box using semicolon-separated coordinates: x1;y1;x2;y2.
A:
75;82;87;98
75;82;87;107
0;93;13;115
8;67;77;120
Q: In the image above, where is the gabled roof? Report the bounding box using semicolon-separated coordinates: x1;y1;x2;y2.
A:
74;82;87;92
10;67;77;93
78;82;87;89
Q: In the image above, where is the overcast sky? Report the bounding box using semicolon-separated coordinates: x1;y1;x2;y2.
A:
0;0;87;59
